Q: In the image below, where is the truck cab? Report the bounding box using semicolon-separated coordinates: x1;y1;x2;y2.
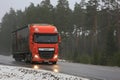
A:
28;24;61;64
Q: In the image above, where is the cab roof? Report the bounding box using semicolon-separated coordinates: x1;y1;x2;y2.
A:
29;24;58;34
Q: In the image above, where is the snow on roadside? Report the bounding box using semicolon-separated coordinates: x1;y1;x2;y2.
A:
0;65;89;80
58;59;67;62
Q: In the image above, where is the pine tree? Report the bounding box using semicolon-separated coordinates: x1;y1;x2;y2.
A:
55;0;72;31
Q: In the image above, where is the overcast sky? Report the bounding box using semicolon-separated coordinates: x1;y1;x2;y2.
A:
0;0;80;22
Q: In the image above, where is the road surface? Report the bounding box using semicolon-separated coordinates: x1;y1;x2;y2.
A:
0;54;120;80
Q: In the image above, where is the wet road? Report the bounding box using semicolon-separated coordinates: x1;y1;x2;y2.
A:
0;55;120;80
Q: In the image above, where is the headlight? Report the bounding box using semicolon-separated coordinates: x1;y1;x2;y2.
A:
54;55;58;59
34;54;39;58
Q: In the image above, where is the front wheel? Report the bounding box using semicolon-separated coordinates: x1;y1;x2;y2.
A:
52;61;57;64
30;54;34;64
15;58;22;62
24;54;29;63
25;53;34;64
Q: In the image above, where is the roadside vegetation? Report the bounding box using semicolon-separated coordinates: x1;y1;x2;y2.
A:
0;0;120;66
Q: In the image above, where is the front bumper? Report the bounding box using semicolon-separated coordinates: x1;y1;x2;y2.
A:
32;54;58;62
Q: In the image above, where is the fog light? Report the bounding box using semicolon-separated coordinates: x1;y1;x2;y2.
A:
54;55;58;59
34;55;39;58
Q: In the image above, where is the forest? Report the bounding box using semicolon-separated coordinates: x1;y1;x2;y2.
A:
0;0;120;66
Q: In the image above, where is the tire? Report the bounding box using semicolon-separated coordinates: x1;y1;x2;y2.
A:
25;53;33;64
30;54;34;64
52;61;57;64
24;55;29;63
15;58;22;62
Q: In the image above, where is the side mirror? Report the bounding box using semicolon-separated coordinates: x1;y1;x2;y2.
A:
58;35;61;43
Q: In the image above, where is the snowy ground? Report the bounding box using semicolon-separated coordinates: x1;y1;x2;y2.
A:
0;65;89;80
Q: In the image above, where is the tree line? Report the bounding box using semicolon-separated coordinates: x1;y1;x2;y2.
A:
0;0;120;66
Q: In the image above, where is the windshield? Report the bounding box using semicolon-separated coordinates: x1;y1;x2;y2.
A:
34;34;58;43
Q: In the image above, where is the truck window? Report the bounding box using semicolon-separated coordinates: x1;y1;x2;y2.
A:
34;34;58;43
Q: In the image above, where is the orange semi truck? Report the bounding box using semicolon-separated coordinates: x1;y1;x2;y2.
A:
12;24;61;64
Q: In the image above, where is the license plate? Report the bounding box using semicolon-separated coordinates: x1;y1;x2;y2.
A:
44;60;49;62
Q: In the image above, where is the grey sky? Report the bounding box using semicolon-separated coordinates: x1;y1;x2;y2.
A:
0;0;80;22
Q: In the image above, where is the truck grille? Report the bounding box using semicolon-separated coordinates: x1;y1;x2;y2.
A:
39;51;54;59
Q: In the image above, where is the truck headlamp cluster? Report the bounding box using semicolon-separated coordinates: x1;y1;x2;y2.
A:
38;48;54;51
35;28;39;32
34;54;39;58
54;28;58;32
54;55;58;59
